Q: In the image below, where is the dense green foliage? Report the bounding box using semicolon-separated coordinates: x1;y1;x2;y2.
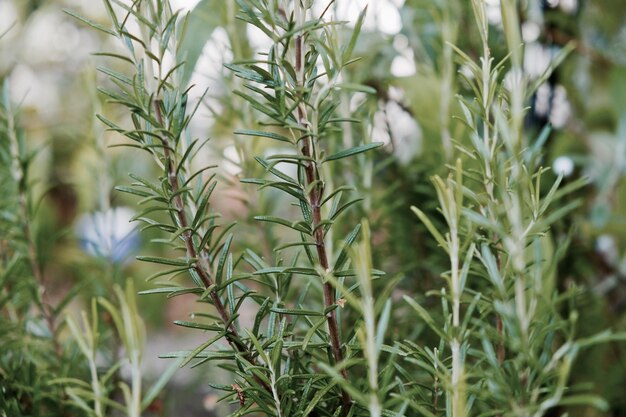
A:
2;0;626;416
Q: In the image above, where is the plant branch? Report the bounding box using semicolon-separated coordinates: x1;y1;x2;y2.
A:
153;101;269;393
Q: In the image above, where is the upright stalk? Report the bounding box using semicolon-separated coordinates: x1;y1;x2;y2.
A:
355;222;382;417
214;0;377;411
442;171;467;417
413;163;471;417
293;4;350;409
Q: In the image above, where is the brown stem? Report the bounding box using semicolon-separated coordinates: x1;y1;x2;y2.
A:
154;101;271;393
494;241;505;365
496;315;505;364
295;33;352;413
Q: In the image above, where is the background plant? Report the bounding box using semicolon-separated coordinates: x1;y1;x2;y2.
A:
0;23;177;417
0;79;73;417
405;1;622;415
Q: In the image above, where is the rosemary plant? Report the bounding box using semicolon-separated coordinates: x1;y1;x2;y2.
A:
80;0;285;412
83;0;386;414
230;0;384;412
407;1;624;416
82;0;261;365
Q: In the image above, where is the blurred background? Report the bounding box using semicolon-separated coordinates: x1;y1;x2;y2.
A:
1;0;626;415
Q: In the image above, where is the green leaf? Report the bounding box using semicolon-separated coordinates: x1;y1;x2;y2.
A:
254;267;319;277
334;224;361;272
137;286;185;295
173;321;222;331
115;185;153;198
180;334;223;367
323;142;383;162
334;269;385;277
225;64;273;85
274;240;317;252
328;197;363;223
254;216;312;234
303;380;339;416
254;156;299;184
302;316;329;351
234;129;293;143
270;308;324;317
342;6;367;64
215;234;233;285
375;299;392;356
97;65;133;86
63;9;117;36
136;256;192;267
411;206;449;254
